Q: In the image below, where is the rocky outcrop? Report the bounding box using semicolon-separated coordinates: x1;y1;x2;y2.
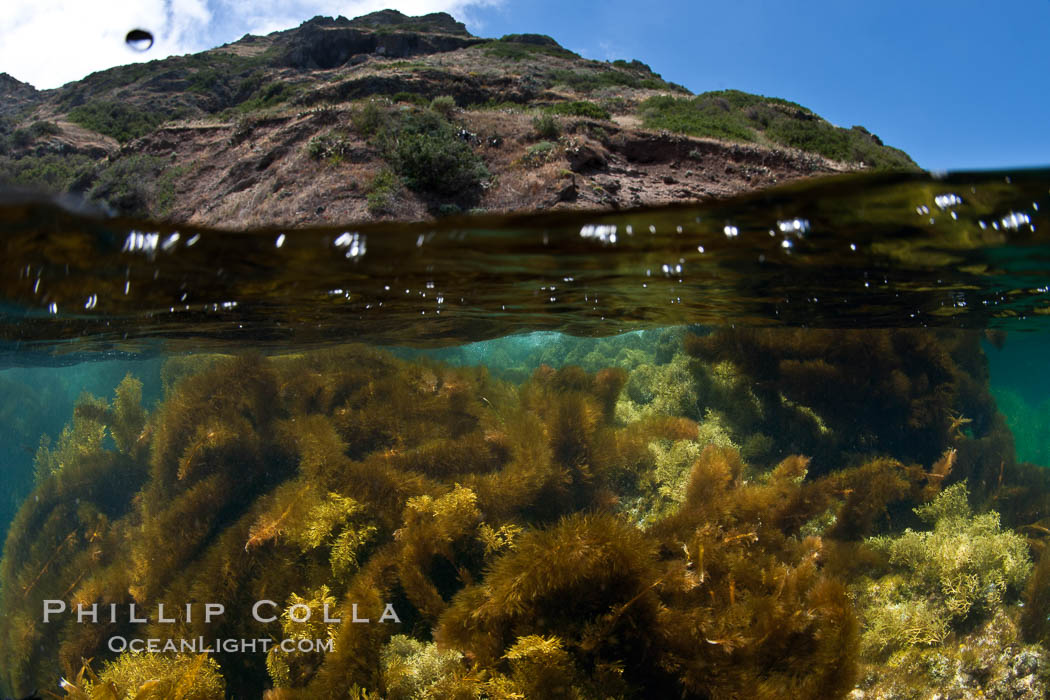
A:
347;10;471;36
0;73;40;115
500;33;562;47
277;16;483;70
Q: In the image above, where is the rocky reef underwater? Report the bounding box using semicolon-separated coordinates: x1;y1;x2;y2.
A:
2;327;1050;699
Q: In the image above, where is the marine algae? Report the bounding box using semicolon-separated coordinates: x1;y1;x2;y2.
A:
266;586;339;688
60;653;224;700
0;332;1042;699
683;328;1013;483
860;482;1032;657
379;634;467;700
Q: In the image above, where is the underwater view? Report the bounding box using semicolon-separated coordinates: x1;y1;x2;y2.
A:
0;169;1049;698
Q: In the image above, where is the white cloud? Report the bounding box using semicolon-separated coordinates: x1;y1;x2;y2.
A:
0;0;502;90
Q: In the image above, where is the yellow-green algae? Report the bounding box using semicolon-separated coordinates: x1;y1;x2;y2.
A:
61;652;224;700
859;482;1032;657
266;586;340;688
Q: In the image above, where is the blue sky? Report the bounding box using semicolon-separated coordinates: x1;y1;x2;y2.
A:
2;0;1047;171
471;0;1050;172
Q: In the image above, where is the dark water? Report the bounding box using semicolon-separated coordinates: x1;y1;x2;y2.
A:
2;170;1050;698
2;169;1049;357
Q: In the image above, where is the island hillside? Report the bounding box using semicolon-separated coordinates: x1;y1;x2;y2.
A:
0;10;917;227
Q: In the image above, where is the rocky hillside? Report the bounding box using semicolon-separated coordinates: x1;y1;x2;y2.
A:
0;10;917;227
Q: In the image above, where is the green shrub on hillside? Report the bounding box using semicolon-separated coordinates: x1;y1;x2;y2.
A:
353;102;488;197
548;68;685;93
483;37;577;61
153;164;189;215
184;54;279;112
0;153;96;193
611;58;656;73
702;89;810;112
430;95;456;117
0;119;12;154
0;121;59;152
640;90;917;169
61;62;153;100
499;33;563;47
86;154;171;215
29;121;60;138
639;95;756;142
234;80;297;113
392;111;488;196
532;113;560;139
352;101;394;137
765;119;915;169
361;104;486;196
366;169;400;214
307;130;354;162
522;140;558;167
67;101;171;143
188;66;224;94
8;129;33;149
392;91;429;107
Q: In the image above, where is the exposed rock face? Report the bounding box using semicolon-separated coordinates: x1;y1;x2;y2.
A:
347;10;471;35
0;73;40;115
135;109;848;228
278;20;482;70
0;72;37;96
566;142;608;173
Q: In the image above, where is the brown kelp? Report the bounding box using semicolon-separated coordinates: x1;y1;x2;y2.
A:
59;653;224;699
683;328;1018;491
0;331;1044;698
3;348;687;695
